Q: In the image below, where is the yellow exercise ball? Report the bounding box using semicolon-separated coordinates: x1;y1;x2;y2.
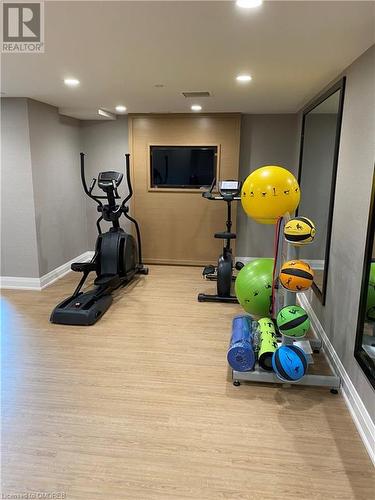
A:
241;166;300;224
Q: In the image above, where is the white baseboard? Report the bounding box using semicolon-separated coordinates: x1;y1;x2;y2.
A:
236;256;324;270
1;251;93;291
299;292;375;466
0;276;41;290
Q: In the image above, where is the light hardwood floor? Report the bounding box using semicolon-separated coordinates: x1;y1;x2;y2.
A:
1;266;374;499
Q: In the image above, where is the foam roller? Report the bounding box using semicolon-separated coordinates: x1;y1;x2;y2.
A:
258;317;279;371
227;315;255;372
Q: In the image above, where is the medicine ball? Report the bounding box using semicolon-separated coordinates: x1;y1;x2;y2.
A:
272;345;307;381
284;217;316;246
279;260;314;292
276;305;310;338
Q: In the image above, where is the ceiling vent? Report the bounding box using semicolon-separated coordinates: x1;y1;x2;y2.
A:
182;91;211;98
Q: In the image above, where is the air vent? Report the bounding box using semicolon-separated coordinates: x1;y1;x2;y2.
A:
182;91;211;98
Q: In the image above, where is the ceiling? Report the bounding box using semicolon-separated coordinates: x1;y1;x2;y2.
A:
2;1;374;119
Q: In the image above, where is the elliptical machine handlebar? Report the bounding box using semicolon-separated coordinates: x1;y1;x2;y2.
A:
80;152;123;203
121;154;144;266
80;152;104;209
121;154;133;209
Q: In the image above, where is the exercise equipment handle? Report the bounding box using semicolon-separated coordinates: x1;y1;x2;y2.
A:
80;153;103;209
201;177;217;199
122;154;133;208
203;194;241;201
89;178;96;194
121;154;144;266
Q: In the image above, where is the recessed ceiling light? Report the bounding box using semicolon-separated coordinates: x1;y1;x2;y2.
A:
64;78;80;87
191;104;202;111
115;105;127;113
236;74;252;82
236;0;263;8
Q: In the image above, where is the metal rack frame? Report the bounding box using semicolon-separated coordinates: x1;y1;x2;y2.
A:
232;215;340;393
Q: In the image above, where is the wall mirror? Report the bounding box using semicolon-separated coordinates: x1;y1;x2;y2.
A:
355;170;375;389
298;78;346;304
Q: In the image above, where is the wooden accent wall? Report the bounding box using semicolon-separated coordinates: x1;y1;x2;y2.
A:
129;114;241;265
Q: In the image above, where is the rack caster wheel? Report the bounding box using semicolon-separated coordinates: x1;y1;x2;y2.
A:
330;388;338;394
233;380;241;387
313;349;320;354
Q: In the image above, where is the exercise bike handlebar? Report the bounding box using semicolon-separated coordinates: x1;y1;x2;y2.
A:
201;177;241;201
203;193;241;201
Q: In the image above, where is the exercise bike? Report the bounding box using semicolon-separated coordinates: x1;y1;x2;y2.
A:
198;179;244;303
51;153;148;326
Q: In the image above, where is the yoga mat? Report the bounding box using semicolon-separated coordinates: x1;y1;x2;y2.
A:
258;317;279;371
227;315;255;372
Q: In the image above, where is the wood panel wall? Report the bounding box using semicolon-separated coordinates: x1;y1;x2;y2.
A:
129;114;241;265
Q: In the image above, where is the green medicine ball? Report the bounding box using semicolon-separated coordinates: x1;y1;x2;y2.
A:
235;258;274;317
276;305;310;338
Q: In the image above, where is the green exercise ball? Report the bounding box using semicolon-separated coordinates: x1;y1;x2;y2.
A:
366;262;375;320
235;258;274;317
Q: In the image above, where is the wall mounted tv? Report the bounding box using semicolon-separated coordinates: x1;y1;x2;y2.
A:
150;145;217;189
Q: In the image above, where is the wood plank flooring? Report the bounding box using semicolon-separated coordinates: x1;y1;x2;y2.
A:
1;266;374;499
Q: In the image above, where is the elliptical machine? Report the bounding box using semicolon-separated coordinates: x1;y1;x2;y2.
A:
51;153;148;326
198;179;243;303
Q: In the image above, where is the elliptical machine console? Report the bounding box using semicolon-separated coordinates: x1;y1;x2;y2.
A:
198;179;243;303
51;153;148;326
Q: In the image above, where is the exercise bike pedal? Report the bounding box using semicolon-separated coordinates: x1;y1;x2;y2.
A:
235;261;244;271
202;265;216;277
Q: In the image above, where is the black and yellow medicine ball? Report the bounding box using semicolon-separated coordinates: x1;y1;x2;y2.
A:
284;217;316;246
279;260;314;292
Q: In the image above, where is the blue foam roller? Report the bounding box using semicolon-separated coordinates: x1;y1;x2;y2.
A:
227;315;255;372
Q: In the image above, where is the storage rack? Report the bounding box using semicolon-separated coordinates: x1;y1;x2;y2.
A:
232;215;340;392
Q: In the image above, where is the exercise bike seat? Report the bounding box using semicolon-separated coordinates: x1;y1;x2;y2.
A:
214;232;236;240
71;262;97;273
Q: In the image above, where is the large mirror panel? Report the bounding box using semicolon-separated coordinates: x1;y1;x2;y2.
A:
298;78;346;304
355;171;375;388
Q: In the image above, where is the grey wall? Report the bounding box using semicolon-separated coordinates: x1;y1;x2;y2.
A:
1;98;40;278
27;99;87;275
299;113;338;259
1;100;130;278
80;117;130;247
236;114;300;258
304;46;375;419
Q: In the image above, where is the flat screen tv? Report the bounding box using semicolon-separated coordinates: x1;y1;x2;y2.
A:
150;145;217;189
